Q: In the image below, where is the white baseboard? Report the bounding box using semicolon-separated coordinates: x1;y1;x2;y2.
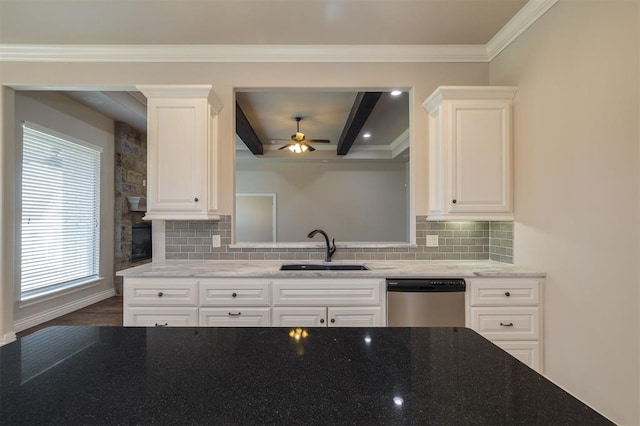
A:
14;288;116;333
0;332;17;346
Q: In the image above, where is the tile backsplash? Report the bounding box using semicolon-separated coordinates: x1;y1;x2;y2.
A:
165;216;514;263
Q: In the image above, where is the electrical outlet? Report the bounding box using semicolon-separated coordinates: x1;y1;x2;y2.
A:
426;235;439;247
212;235;221;248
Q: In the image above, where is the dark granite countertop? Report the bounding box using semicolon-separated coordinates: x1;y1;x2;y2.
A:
1;326;609;425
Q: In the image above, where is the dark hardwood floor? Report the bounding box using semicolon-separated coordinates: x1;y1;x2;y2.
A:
16;296;123;339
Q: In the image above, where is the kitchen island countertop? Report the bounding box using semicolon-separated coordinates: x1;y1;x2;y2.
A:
0;326;608;425
117;259;545;278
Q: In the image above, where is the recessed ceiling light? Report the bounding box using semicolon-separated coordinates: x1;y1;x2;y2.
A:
391;90;402;96
363;133;371;139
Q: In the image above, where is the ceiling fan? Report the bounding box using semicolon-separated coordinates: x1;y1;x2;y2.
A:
276;116;330;153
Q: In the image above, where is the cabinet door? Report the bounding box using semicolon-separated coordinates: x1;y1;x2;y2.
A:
199;308;271;327
449;100;511;214
124;307;198;327
146;97;207;215
272;307;327;327
493;341;541;372
328;307;383;327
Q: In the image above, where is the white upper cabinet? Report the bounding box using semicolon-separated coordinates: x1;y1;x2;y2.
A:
423;86;517;221
138;85;223;220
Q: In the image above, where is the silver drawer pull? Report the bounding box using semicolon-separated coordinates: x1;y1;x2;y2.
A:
228;312;242;317
504;291;511;297
155;323;168;327
232;292;237;298
500;322;514;327
157;292;163;297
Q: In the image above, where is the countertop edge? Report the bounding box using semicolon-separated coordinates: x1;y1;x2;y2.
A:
116;260;546;279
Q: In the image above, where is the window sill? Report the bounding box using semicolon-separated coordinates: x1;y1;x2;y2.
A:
19;277;104;308
229;242;416;250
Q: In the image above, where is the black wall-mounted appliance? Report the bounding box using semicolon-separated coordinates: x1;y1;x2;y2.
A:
131;222;152;262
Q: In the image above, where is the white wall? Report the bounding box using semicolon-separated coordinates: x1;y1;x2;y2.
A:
11;92;115;330
490;2;639;424
237;161;408;242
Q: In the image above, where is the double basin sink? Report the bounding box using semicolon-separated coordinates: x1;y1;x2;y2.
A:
280;264;370;271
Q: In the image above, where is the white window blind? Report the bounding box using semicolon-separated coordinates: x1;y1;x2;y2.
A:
21;122;102;300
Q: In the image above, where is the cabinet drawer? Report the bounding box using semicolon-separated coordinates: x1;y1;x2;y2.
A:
199;280;270;306
493;340;541;372
470;307;539;340
199;308;271;327
124;307;198;327
469;278;540;306
272;280;382;306
124;279;197;306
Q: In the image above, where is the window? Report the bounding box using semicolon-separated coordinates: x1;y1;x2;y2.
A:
20;122;102;301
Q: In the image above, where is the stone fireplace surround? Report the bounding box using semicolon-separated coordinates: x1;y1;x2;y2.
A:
114;122;148;294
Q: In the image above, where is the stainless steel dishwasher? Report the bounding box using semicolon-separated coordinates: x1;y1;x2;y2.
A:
386;278;466;327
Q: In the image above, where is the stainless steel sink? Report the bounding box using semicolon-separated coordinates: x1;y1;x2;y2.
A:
279;263;370;271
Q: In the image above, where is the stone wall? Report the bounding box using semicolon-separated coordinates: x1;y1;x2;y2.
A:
114;122;148;294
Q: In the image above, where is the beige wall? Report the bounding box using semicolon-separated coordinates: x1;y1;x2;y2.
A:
490;1;639;424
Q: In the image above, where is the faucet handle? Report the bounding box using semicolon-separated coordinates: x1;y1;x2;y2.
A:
330;238;336;254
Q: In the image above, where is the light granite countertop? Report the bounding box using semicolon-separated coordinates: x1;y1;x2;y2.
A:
117;260;545;278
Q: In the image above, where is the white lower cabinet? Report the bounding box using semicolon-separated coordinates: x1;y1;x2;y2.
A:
123;277;386;327
466;278;544;373
272;306;383;327
271;279;386;327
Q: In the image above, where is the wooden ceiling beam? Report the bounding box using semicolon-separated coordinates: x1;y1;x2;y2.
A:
336;92;382;156
236;102;264;155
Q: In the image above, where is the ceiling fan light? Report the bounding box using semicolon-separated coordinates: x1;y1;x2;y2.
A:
288;144;296;152
301;144;308;152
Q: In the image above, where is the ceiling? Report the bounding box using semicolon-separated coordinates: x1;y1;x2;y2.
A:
1;1;528;45
5;0;530;162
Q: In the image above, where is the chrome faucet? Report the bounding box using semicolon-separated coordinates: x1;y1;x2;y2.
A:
307;229;336;262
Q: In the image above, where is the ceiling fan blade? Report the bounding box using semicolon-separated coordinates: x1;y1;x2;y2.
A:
277;144;290;150
306;144;316;151
307;139;331;144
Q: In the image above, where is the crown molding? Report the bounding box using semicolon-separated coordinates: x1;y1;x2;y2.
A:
0;1;558;64
486;0;559;61
0;44;488;63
